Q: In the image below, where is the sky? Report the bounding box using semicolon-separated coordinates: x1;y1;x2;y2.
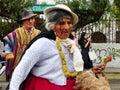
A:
37;0;55;4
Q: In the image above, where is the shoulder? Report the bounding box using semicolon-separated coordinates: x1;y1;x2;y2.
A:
35;38;53;45
28;38;54;53
34;28;41;33
16;27;23;31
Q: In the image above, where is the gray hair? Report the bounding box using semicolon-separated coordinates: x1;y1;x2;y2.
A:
45;10;73;31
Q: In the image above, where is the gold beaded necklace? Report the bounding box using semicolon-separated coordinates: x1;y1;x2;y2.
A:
56;37;78;77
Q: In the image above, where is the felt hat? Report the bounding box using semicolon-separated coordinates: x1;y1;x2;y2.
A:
20;8;37;21
44;4;78;25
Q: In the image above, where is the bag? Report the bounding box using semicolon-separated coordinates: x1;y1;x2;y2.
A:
88;50;97;60
74;71;111;90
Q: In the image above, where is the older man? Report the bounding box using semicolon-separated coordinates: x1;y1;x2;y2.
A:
1;8;41;81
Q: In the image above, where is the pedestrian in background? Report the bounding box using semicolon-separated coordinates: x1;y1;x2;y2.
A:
8;4;104;90
0;32;5;77
78;32;93;70
71;31;79;47
1;8;41;82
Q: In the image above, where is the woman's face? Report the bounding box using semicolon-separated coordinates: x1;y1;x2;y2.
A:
54;17;73;39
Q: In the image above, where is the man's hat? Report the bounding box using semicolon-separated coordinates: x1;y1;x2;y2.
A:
20;8;37;21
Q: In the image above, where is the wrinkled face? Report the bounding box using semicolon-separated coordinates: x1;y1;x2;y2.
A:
54;17;73;39
22;17;35;30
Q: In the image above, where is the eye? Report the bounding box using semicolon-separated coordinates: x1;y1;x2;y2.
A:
59;21;65;25
67;21;72;25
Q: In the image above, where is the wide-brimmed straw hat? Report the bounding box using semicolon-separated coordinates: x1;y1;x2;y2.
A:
44;4;78;25
20;8;37;21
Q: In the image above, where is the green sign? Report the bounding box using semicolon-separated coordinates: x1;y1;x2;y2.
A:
31;4;55;13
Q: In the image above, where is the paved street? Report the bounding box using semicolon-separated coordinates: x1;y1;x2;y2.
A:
109;79;120;89
0;81;8;90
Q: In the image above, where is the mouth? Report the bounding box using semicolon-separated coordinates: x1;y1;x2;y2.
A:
61;31;69;34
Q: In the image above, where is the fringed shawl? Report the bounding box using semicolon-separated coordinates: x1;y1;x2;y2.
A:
3;27;40;81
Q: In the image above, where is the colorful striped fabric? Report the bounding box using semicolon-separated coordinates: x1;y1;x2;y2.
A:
3;31;18;81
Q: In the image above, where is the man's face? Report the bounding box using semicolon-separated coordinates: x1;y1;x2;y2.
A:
23;17;35;30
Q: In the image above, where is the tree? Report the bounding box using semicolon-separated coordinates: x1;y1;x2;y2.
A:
55;0;110;30
112;0;120;32
0;0;44;38
0;0;32;21
113;0;120;19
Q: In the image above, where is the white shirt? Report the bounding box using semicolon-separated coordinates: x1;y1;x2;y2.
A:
9;38;76;90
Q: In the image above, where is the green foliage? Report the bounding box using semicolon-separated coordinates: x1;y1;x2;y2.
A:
55;0;110;30
35;16;45;31
110;49;120;57
0;0;33;21
0;0;34;37
112;0;120;19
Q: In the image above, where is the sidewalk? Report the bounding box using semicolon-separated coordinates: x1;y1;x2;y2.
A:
105;67;120;73
105;67;120;89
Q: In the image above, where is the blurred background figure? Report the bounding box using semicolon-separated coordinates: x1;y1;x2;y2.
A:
69;31;79;47
78;32;93;70
0;32;5;77
1;8;41;82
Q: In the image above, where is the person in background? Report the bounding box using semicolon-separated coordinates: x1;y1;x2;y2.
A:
78;32;93;70
8;4;104;90
1;8;41;82
69;31;79;47
0;51;6;76
0;32;5;77
0;32;5;89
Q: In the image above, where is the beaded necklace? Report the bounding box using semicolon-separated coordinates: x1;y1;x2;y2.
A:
56;37;78;77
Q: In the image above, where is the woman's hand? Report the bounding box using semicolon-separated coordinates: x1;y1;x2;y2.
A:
92;64;105;74
87;38;91;42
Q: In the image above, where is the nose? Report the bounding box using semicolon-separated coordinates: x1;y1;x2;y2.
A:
64;23;69;30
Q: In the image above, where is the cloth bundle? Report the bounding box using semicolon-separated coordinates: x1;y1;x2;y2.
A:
74;71;111;90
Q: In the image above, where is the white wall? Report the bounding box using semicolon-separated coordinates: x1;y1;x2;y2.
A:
1;42;120;68
92;43;120;68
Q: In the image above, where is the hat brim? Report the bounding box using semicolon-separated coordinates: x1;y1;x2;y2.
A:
20;14;37;21
44;5;78;25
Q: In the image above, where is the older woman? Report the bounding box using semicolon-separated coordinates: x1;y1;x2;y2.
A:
8;4;104;90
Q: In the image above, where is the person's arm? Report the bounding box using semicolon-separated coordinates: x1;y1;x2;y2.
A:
4;44;11;53
1;44;11;59
89;39;92;48
84;38;92;48
8;38;49;90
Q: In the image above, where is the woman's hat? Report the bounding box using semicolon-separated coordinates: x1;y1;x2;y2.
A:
44;4;78;25
20;8;37;21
